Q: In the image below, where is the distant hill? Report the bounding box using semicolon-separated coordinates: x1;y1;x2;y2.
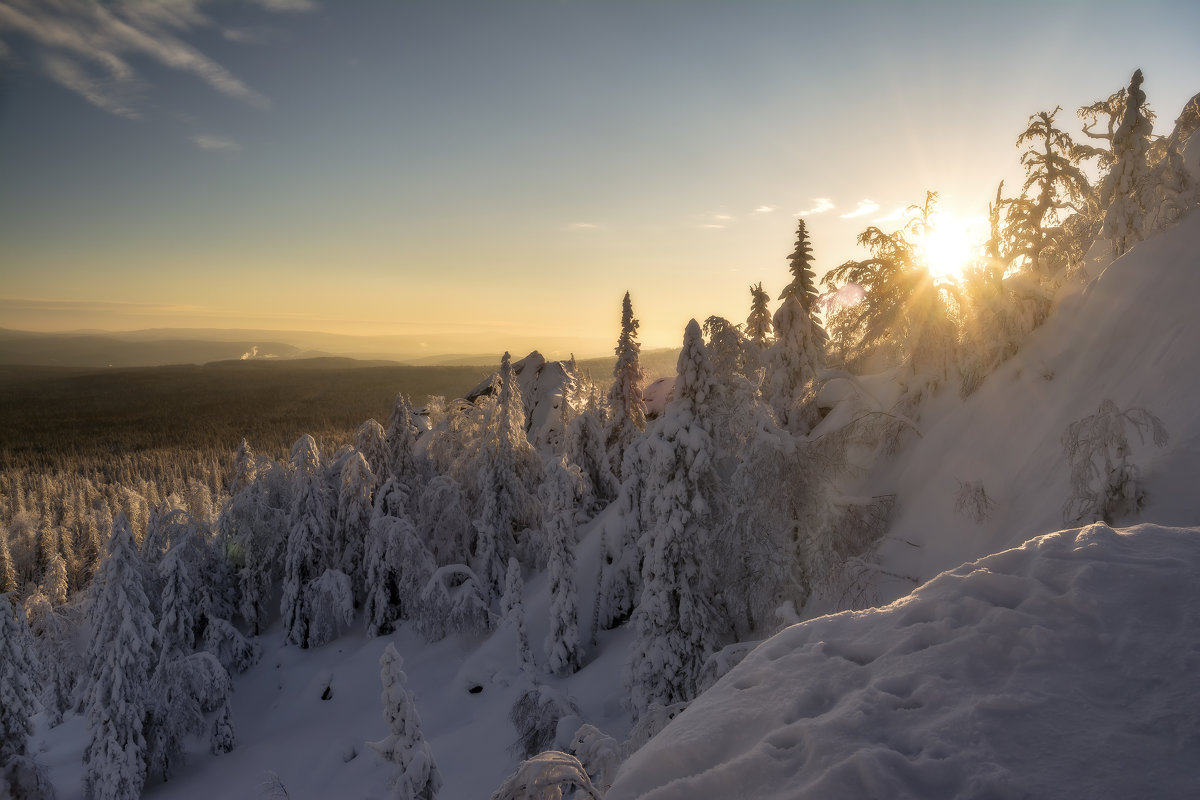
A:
0;329;307;368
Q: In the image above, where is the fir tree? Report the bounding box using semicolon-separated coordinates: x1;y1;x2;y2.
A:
369;644;442;800
1101;69;1154;256
564;389;618;511
281;435;329;648
386;394;420;484
542;458;583;676
779;219;820;315
762;295;828;434
627;321;724;718
84;515;157;800
745;282;774;348
501;557;535;674
355;419;389;482
364;514;435;637
336;452;376;604
604;292;647;482
473;353;539;599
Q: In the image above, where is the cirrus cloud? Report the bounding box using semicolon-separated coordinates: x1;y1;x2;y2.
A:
0;0;313;118
840;199;881;219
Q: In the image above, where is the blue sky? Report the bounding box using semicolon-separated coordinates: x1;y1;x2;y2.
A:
1;0;1198;356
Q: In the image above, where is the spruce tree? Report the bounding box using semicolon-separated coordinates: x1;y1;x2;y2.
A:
627;320;724;718
84;515;157;800
354;419;389;482
745;282;774;348
1101;69;1154;256
501;557;535;674
779;219;819;314
336;452;376;604
369;644;442;800
604;292;647;482
542;458;583;676
281;435;328;648
762;295;828;434
385;394;420;484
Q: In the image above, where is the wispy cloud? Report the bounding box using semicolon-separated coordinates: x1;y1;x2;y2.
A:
840;200;881;219
567;222;600;231
0;0;312;118
753;205;775;214
872;207;906;223
702;223;726;229
797;198;835;216
712;213;733;221
191;133;240;152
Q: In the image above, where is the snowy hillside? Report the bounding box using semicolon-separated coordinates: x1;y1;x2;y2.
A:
608;522;1200;799
608;212;1200;797
852;211;1200;602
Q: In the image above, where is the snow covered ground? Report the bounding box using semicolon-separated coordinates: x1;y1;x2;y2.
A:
608;522;1200;798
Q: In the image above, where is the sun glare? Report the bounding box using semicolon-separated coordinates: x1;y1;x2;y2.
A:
921;216;977;283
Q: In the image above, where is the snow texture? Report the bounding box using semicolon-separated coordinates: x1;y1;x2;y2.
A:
609;523;1200;799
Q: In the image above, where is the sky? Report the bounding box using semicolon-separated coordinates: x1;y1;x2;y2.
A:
1;0;1199;358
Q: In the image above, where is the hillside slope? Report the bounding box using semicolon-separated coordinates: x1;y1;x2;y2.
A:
858;211;1200;602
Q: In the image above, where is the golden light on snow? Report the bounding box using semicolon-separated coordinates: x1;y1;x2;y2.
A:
920;214;977;283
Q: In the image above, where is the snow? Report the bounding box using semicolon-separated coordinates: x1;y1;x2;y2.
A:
608;522;1200;799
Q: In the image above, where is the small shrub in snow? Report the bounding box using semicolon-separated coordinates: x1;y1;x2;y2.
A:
1062;399;1168;524
568;724;621;794
955;480;997;524
510;685;582;760
490;751;602;800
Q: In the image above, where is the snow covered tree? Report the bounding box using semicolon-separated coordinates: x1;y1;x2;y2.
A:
1100;70;1154;257
1;527;18;594
779;218;819;314
84;515;157;800
415;476;473;566
355;419;389;482
364;515;435;637
564;390;618;512
501;556;535;674
369;643;442;800
307;568;355;647
761;294;827;434
146;650;232;782
230;438;257;494
386;393;421;484
210;699;236;755
281;435;330;649
745;282;773;348
1;593;54;799
627;320;725;718
418;565;492;641
0;595;39;773
1149;93;1200;230
604;292;647;482
1010;107;1091;279
222;456;287;636
1062;400;1168;524
541;458;583;676
22;588;77;726
473;353;540;599
335;452;376;603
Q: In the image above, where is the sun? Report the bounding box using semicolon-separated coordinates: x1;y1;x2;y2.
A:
920;216;976;283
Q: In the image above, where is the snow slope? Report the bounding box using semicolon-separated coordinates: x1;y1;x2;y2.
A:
856;210;1200;602
608;522;1200;799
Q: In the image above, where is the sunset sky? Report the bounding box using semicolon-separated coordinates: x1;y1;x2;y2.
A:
2;0;1198;357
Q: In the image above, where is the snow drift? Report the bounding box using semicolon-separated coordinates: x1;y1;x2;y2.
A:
609;522;1200;799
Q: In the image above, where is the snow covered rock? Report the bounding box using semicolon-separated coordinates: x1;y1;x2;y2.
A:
608;523;1200;800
